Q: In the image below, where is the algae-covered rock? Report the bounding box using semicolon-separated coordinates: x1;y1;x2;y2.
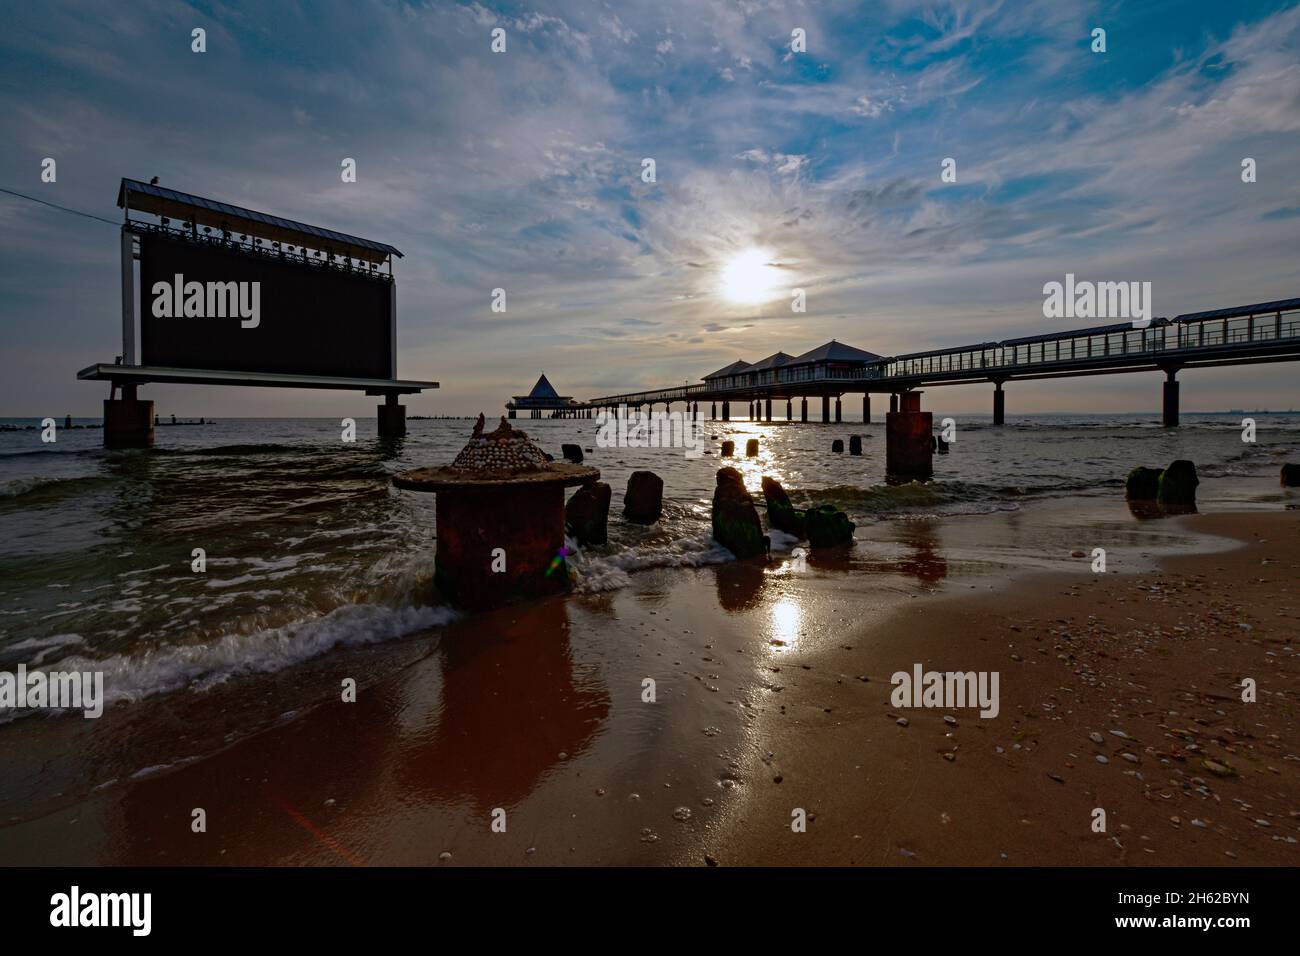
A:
712;467;768;559
1125;466;1163;501
1157;459;1198;508
761;476;806;538
805;504;855;549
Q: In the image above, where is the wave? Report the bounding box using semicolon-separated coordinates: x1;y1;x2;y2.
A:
0;474;109;501
3;633;84;666
570;533;735;592
153;443;308;456
0;601;456;721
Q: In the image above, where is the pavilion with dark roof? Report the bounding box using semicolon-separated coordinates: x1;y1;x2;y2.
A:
506;374;587;419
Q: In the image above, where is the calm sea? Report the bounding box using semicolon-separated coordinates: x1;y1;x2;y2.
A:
1;412;1296;713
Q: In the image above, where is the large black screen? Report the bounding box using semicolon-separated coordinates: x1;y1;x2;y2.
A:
138;232;393;379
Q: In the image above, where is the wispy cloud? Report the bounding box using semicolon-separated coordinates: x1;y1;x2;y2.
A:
0;0;1297;415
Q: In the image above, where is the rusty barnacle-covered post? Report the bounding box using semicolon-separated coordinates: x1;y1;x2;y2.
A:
392;415;599;610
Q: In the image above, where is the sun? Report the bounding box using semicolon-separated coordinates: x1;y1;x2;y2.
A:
719;247;783;305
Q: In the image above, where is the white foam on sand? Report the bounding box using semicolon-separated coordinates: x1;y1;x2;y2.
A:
42;602;457;709
570;533;737;592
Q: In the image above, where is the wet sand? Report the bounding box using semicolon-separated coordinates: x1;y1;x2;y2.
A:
0;507;1296;866
718;510;1299;866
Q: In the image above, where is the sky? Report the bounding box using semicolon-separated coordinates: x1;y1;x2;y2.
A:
1;0;1298;418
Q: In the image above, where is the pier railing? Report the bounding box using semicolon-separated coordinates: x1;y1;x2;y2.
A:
579;300;1300;407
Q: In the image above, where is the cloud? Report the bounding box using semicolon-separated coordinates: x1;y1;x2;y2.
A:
0;0;1297;415
850;95;893;118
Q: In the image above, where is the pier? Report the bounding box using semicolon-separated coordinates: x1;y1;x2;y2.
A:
571;297;1300;428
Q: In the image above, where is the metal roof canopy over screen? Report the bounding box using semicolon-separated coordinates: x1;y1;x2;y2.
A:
116;178;402;264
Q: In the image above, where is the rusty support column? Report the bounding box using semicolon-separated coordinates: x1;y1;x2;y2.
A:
1162;368;1179;427
102;382;154;449
886;391;933;480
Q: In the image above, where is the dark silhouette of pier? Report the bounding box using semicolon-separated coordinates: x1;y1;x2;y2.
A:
570;297;1300;427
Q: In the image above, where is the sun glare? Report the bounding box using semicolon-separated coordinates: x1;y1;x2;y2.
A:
719;247;783;305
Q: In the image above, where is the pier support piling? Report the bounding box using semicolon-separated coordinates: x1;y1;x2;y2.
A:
889;393;898;414
722;401;730;422
885;391;933;480
835;397;842;423
378;394;406;438
786;399;792;421
765;398;772;422
801;397;808;423
863;394;870;424
102;383;154;449
993;381;1005;426
1162;368;1180;427
821;395;830;424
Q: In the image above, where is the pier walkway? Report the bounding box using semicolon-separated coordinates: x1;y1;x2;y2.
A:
572;297;1300;426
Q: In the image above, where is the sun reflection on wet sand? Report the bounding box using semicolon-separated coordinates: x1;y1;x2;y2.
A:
768;598;803;647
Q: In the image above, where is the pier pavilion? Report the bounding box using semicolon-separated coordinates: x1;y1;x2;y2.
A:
506;374;591;419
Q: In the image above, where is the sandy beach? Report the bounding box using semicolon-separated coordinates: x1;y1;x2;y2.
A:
1;503;1294;867
717;510;1298;866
